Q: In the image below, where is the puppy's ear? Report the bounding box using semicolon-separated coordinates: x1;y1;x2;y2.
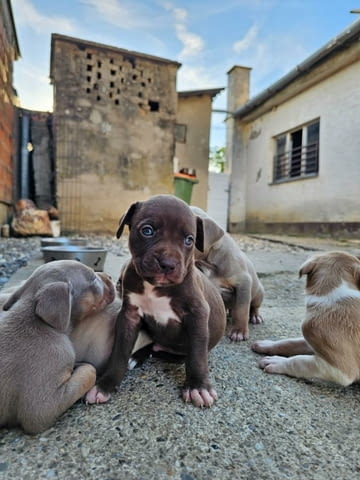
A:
35;282;71;333
195;216;204;252
299;258;316;278
353;264;360;290
116;202;139;238
201;217;225;251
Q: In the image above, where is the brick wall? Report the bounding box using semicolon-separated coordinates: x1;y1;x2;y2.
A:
0;8;17;224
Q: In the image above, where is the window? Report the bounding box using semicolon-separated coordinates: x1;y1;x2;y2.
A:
273;120;319;182
175;124;187;143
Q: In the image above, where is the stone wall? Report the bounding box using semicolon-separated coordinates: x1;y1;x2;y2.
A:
50;34;180;233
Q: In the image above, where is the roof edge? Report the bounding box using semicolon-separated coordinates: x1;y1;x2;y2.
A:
178;88;224;98
233;17;360;119
50;33;181;74
4;0;20;58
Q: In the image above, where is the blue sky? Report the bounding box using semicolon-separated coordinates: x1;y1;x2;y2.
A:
11;0;360;148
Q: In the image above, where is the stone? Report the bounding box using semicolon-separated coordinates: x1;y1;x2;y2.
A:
11;208;53;236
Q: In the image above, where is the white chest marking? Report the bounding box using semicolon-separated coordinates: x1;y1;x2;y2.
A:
129;282;180;326
305;281;360;308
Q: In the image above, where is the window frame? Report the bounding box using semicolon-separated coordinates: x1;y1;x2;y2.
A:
175;123;187;144
272;119;320;184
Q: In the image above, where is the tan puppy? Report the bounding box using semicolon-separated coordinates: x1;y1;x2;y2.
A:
190;206;264;341
0;260;115;434
71;293;153;372
252;251;360;386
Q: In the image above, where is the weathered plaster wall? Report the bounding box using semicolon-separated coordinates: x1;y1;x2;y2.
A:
228;55;360;235
175;94;213;209
51;35;180;233
226;67;250;231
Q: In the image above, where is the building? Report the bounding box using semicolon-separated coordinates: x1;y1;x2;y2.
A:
226;18;360;237
50;34;181;233
175;88;224;210
0;0;20;226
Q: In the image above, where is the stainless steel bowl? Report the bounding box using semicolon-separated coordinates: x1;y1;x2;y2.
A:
40;237;87;248
42;246;108;271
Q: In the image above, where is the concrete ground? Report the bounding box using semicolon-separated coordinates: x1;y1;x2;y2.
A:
1;234;360;480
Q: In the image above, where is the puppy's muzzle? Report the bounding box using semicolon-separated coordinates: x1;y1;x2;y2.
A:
155;256;177;274
139;252;185;286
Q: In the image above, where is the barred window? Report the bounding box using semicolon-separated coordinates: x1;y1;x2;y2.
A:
273;120;319;182
175;123;187;143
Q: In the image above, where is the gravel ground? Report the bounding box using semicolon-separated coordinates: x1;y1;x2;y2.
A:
0;235;130;290
0;233;360;480
0;234;306;290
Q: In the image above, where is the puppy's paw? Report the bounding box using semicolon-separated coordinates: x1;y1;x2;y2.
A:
228;329;249;342
251;339;276;354
250;314;263;325
182;387;217;408
259;355;288;374
85;385;111;405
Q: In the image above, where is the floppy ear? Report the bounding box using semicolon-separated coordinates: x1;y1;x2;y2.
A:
201;217;225;252
195;216;204;252
116;202;139;238
353;264;360;290
35;282;72;333
299;258;316;278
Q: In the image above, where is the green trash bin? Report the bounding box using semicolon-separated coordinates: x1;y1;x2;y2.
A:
173;172;199;204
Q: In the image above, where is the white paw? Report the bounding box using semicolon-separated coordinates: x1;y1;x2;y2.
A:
259;355;288;374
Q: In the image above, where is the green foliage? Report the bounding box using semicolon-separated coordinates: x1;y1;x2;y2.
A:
209;146;226;172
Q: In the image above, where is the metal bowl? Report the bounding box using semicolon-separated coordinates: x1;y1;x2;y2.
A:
42;246;108;271
40;237;87;248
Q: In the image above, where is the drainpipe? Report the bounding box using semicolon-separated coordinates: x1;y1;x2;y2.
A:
20;112;31;199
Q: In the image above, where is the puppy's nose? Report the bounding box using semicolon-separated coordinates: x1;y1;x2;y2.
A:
158;258;176;273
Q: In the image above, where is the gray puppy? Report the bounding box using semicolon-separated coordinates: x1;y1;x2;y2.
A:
0;260;115;434
190;206;264;341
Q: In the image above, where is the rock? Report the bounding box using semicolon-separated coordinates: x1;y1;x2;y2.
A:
14;198;36;213
11;208;53;236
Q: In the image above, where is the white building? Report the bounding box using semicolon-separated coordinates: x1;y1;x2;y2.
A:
226;18;360;237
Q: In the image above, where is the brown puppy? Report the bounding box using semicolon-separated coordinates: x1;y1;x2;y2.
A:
0;260;115;434
85;194;227;408
252;251;360;386
190;206;264;341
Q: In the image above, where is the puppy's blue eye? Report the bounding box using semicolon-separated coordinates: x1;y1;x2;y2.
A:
141;225;154;237
184;235;194;246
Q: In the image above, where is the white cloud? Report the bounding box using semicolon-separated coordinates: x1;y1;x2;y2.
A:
177;65;215;91
162;2;204;59
175;24;204;59
231;30;310;95
14;63;53;111
81;0;158;30
12;0;75;34
233;24;258;53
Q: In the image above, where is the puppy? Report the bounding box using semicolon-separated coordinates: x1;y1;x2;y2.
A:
0;260;115;434
190;206;264;341
85;194;227;408
71;293;153;372
252;251;360;386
